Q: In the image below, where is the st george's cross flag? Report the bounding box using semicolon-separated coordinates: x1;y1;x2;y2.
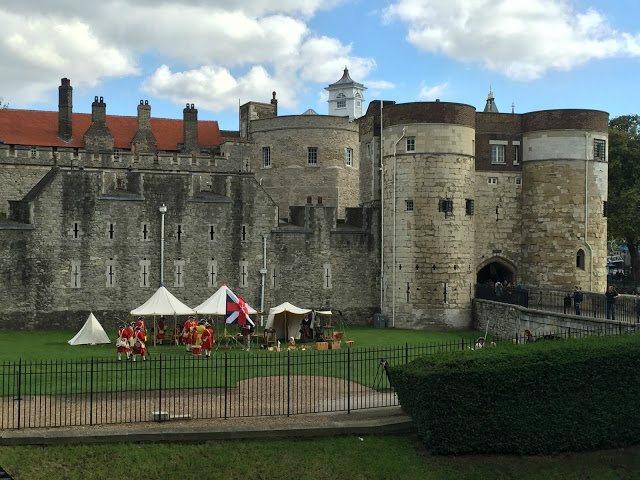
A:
225;288;255;327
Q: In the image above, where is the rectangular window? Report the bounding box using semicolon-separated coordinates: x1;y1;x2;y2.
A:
406;199;414;212
406;137;415;152
487;177;498;185
515;177;522;186
491;144;505;163
438;199;453;213
30;147;37;157
514;144;520;164
337;100;346;109
465;199;474;216
307;147;318;166
594;139;606;161
345;148;352;167
262;146;271;168
113;148;121;160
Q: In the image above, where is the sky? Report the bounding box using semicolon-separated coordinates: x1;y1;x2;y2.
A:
2;0;640;131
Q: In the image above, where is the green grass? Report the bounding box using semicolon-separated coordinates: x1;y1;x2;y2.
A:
0;327;483;396
0;435;639;480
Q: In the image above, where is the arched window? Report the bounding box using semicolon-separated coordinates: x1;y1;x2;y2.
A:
576;249;585;270
336;93;346;98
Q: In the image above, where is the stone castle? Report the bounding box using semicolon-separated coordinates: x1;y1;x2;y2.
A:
0;69;609;330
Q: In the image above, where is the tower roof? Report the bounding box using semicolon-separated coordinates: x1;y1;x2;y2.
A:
483;89;499;113
326;67;365;90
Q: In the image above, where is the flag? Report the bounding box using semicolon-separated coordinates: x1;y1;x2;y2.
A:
225;288;254;326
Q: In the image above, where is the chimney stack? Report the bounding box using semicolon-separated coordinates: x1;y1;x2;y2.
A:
58;78;73;142
83;95;114;151
271;91;278;116
131;100;157;153
182;103;199;153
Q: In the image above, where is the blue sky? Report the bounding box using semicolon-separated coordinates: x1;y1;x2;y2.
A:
2;0;640;130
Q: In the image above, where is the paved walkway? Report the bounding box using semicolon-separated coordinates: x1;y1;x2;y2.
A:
0;407;414;446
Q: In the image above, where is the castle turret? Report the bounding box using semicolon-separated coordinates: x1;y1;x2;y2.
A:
483;89;499;113
131;100;157;153
58;78;73;142
83;96;114;152
381;101;476;329
325;67;367;120
182;103;198;153
520;109;609;291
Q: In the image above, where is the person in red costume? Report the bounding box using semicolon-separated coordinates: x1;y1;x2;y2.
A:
201;321;215;358
135;316;147;341
183;317;195;352
157;317;166;345
116;324;130;361
131;326;147;361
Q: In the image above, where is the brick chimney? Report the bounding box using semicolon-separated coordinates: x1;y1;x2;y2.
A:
83;96;114;151
58;78;73;142
131;100;157;153
182;103;198;153
271;91;278;116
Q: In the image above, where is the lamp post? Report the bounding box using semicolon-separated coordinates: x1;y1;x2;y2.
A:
159;204;167;286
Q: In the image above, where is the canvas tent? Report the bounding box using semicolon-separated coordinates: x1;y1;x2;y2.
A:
130;285;195;346
193;283;258;316
266;302;312;340
68;313;111;345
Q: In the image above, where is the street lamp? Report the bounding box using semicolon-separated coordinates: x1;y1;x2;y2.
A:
159;204;167;286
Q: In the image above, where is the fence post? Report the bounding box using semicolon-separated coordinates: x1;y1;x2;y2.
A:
287;350;290;417
158;355;163;423
90;357;94;426
405;343;409;364
17;360;21;430
347;348;351;414
224;352;228;420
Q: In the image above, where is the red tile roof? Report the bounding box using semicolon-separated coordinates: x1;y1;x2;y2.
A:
0;109;224;151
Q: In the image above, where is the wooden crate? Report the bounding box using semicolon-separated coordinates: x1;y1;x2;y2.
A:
315;342;328;351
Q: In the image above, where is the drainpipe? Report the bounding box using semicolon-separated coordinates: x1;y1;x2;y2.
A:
392;127;406;329
380;101;385;314
159;204;167;286
584;132;593;291
260;234;267;327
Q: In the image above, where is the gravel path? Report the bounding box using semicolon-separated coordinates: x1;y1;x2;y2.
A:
0;376;398;430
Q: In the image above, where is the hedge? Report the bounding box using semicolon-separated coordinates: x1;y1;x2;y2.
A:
390;334;640;455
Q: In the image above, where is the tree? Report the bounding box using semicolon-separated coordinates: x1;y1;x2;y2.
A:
607;115;640;284
0;97;8;109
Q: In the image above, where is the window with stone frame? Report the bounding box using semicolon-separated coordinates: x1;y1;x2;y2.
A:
30;147;37;158
487;177;498;185
345;148;353;167
105;259;116;287
406;199;414;212
491;144;506;163
262;146;271;168
406;137;416;152
307;147;318;166
576;249;586;270
139;259;151;288
465;199;474;215
594;139;606;161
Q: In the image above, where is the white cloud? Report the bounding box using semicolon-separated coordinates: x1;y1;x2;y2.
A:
366;80;395;90
418;82;448;100
0;11;137;104
384;0;640;80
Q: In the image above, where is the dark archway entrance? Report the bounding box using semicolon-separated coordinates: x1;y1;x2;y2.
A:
477;261;515;285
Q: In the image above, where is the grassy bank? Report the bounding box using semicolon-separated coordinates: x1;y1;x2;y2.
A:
1;435;638;480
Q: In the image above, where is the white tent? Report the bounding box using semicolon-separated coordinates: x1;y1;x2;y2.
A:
193;283;258;315
68;313;111;345
130;285;195;316
266;302;312;340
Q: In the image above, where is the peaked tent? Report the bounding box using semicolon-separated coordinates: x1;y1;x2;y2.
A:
193;283;258;315
266;302;312;340
130;285;195;346
68;313;111;345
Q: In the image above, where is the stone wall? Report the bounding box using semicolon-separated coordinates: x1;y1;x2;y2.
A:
473;299;630;339
0;169;380;330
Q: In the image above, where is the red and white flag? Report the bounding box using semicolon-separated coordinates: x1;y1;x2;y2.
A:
225;288;254;326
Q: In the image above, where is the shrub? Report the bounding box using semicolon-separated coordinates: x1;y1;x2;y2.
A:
390;334;640;455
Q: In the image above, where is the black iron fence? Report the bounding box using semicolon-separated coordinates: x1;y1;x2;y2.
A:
476;284;640;324
0;340;481;430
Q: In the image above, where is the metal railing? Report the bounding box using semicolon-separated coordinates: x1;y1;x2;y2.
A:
476;284;640;324
0;340;478;430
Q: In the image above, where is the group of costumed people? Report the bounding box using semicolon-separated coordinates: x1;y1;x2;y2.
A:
116;317;150;361
117;316;216;360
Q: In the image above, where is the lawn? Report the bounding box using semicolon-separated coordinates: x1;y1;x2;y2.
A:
0;435;638;480
0;325;484;362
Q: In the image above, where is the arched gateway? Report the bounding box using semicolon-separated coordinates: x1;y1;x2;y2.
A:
476;257;516;285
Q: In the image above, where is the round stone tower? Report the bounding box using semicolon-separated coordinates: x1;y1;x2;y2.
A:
520;109;609;291
381;101;476;329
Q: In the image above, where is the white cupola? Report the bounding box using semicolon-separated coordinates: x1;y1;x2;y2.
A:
325;67;367;120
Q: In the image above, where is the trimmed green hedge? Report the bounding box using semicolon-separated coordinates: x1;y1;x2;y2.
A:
390;334;640;455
